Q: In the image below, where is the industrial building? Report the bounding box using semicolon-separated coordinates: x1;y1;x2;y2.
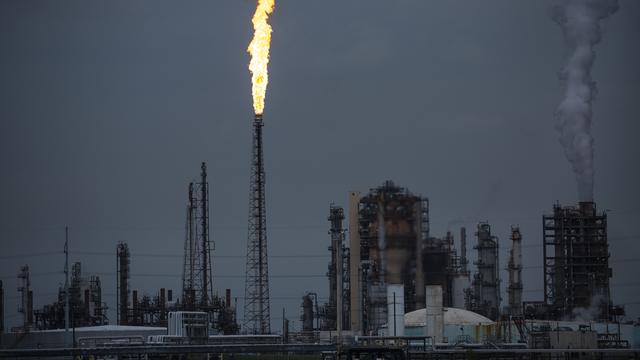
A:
115;163;237;333
465;222;501;321
543;201;612;321
402;307;639;348
422;230;470;310
347;181;429;334
322;205;350;332
2;181;636;355
32;262;107;331
316;181;472;336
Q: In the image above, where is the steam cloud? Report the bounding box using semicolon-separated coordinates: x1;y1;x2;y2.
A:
571;294;605;322
553;0;618;201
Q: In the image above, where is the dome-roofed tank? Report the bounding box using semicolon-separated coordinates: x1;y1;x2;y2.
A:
404;307;493;327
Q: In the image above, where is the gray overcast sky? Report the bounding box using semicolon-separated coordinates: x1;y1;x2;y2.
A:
1;1;639;331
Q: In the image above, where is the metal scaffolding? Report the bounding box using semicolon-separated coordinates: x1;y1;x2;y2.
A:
177;163;238;334
244;114;271;334
543;201;610;320
467;222;501;320
34;262;107;330
17;265;32;330
182;163;214;310
324;204;350;332
423;231;462;308
355;181;428;333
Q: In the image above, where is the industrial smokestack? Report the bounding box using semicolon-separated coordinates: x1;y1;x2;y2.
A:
553;0;619;201
579;201;595;216
348;191;362;333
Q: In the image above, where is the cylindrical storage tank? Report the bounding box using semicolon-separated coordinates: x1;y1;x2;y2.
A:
301;295;314;333
425;285;443;343
452;275;470;309
387;284;405;336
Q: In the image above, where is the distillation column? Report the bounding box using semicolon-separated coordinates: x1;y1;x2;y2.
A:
507;226;523;316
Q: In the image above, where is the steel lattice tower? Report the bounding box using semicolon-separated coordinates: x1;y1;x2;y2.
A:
243;114;271;334
182;163;214;310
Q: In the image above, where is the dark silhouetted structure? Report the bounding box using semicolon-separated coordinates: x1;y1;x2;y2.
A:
543;201;610;320
244;114;271;334
17;265;33;330
322;204;350;332
34;262;107;330
507;226;523;316
466;222;501;320
350;181;428;333
117;242;130;325
182;163;214;310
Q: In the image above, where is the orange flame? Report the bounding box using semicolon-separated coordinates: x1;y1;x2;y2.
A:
248;0;275;115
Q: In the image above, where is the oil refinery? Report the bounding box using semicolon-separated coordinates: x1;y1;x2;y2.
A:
1;176;638;358
1;0;639;359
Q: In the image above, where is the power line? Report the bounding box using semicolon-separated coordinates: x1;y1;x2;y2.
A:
0;271;63;280
92;272;327;279
522;282;640;294
70;251;328;259
3;234;638;260
0;251;62;260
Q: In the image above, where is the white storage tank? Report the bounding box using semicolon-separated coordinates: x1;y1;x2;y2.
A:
167;311;209;339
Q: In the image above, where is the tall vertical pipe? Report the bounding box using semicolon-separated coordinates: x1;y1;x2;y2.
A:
348;191;361;333
117;242;130;325
460;227;467;273
200;162;211;306
507;227;523;316
328;205;345;335
64;227;70;344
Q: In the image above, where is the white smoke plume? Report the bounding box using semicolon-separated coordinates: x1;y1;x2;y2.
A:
553;0;618;201
571;294;605;322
